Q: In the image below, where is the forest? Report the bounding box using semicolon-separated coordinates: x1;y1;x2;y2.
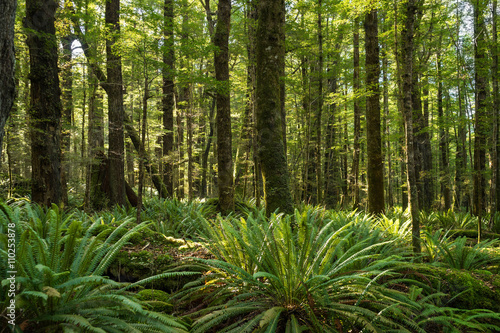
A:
1;0;500;331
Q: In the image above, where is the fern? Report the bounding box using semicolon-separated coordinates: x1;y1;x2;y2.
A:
0;203;188;332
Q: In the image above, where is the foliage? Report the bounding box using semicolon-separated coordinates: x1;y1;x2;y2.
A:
0;202;188;332
422;229;500;271
142;197;215;240
175;208;440;332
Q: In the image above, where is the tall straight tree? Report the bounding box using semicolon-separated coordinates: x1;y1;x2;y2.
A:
473;0;488;235
402;0;421;255
214;0;234;213
352;16;361;209
364;7;384;214
256;0;293;215
25;0;62;205
162;0;175;197
491;0;500;226
105;0;126;206
0;0;16;161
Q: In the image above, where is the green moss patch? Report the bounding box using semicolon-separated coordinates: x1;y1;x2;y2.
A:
397;264;500;312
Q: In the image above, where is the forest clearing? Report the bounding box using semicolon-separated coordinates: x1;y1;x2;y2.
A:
1;0;500;331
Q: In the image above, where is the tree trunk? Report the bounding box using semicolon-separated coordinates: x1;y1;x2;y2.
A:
402;0;421;255
473;0;488;241
437;49;451;210
61;35;74;206
214;0;234;212
491;0;499;227
315;0;323;204
256;0;293;215
0;0;16;162
365;8;385;215
25;0;62;206
162;0;175;197
352;17;361;209
137;77;149;223
105;0;126;206
382;28;393;207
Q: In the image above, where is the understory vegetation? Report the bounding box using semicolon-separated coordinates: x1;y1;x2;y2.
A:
1;197;500;332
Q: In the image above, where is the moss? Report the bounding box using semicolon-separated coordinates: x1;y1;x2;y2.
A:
397;264;500;312
136;289;173;313
449;229;500;240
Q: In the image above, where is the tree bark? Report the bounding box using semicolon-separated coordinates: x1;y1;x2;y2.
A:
105;0;126;206
437;49;451;210
473;0;488;241
490;0;499;227
214;0;234;212
402;0;421;255
25;0;62;206
256;0;293;215
0;0;16;162
61;35;74;206
162;0;175;197
352;17;361;209
365;8;385;215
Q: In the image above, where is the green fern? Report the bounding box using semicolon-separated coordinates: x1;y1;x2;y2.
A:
0;202;188;333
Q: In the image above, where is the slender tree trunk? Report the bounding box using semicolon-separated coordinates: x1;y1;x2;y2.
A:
437;50;451;210
315;0;323;203
491;0;499;227
0;0;16;162
137;77;149;223
214;0;234;212
420;75;434;210
473;0;488;241
25;0;62;206
162;0;175;197
365;8;385;214
382;29;393;207
352;17;361;209
87;79;106;210
256;0;293;215
61;36;74;206
201;97;215;197
455;1;468;209
402;0;421;255
105;0;126;206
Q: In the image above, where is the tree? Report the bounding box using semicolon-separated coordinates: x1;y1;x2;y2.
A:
352;16;361;209
105;0;126;206
214;0;234;213
473;0;488;240
365;7;384;214
162;0;175;197
401;0;421;255
256;0;293;215
0;0;17;162
25;0;62;206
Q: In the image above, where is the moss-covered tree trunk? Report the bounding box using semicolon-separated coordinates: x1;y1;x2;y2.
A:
256;0;293;215
491;0;500;228
0;0;16;162
214;0;234;213
473;0;488;241
60;35;74;207
402;0;421;255
364;8;384;215
25;0;62;206
162;0;175;197
437;49;451;210
352;17;361;210
105;0;126;207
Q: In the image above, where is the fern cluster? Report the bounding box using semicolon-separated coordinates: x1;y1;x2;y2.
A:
0;202;187;333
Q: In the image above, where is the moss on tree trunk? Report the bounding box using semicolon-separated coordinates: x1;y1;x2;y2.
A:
255;0;293;215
